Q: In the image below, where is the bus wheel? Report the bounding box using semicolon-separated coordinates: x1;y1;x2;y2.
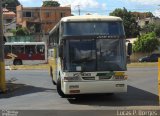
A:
13;59;22;65
57;77;65;98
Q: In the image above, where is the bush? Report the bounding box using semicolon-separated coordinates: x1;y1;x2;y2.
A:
133;32;160;53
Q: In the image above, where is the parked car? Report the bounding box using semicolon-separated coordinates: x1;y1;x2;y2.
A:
138;53;160;62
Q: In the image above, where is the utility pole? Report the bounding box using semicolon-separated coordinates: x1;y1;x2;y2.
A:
0;0;6;92
77;5;80;16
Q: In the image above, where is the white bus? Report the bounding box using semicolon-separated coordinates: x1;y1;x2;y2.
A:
4;42;47;65
48;15;132;97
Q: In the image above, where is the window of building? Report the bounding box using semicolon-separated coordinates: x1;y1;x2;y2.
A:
145;21;149;25
60;12;65;18
6;19;12;23
45;12;51;18
23;11;32;17
4;45;11;56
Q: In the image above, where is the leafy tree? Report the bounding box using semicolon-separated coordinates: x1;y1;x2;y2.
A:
146;12;154;18
110;8;140;38
2;0;20;12
42;1;60;7
133;32;160;53
12;27;30;36
142;23;160;37
154;25;160;37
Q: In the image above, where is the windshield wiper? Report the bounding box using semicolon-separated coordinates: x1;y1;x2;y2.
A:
72;57;94;63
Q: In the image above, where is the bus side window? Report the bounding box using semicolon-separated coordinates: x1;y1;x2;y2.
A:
4;45;11;56
25;45;36;54
37;45;45;54
12;45;24;54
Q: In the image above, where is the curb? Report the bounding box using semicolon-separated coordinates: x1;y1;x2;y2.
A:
6;64;49;70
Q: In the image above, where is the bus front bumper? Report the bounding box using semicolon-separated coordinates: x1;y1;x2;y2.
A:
62;80;127;95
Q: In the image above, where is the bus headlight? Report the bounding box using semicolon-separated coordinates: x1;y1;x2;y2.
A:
64;76;82;82
113;75;127;80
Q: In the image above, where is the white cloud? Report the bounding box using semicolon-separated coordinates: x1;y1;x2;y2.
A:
101;3;107;10
153;9;160;17
59;0;107;15
59;0;100;9
19;0;107;15
128;0;160;5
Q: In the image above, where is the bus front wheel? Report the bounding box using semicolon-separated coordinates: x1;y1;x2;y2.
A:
57;77;65;98
13;59;22;65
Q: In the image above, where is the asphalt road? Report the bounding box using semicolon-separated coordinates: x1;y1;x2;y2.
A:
0;67;159;110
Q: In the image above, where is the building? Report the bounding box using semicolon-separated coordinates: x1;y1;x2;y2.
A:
137;17;160;28
16;5;71;34
3;8;16;36
131;12;154;20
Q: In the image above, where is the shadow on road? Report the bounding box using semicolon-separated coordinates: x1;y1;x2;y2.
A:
68;86;159;106
0;83;56;98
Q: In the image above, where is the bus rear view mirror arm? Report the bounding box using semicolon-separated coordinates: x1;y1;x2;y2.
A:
127;43;132;56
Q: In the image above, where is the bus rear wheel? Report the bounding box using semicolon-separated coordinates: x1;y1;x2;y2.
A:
57;77;65;98
13;59;22;65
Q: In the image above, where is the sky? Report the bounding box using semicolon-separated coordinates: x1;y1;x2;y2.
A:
18;0;160;17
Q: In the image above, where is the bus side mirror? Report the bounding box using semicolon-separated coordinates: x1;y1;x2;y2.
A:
127;43;132;56
58;45;63;58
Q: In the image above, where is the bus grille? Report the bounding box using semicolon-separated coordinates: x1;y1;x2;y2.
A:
82;77;95;80
99;76;112;80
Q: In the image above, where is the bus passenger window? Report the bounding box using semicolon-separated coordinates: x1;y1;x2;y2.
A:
12;45;24;54
37;45;45;54
25;45;36;54
4;45;11;56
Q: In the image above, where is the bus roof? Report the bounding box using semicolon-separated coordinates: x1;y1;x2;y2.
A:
5;42;46;45
49;15;123;35
61;15;122;22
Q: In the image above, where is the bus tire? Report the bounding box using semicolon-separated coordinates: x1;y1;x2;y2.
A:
13;59;22;65
57;77;65;98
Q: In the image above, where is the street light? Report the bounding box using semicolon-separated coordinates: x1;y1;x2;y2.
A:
0;0;6;92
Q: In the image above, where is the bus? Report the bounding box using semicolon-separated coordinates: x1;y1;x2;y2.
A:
48;15;132;97
4;42;47;65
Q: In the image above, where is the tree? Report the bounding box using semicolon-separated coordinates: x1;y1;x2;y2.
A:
142;23;160;38
12;27;30;36
133;32;160;53
110;8;140;38
154;25;160;37
42;1;60;7
2;0;20;12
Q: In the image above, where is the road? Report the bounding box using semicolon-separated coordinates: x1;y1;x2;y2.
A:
0;67;159;110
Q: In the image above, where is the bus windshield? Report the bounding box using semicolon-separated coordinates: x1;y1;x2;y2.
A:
63;22;124;36
64;39;126;72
